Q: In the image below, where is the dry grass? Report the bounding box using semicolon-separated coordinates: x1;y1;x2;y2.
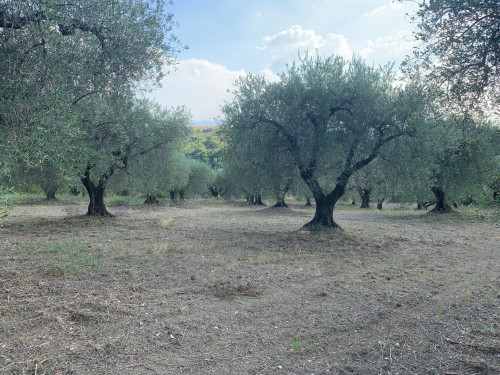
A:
0;201;498;374
246;251;311;265
157;218;174;228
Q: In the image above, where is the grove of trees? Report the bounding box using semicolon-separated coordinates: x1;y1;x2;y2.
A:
0;0;192;215
0;0;498;227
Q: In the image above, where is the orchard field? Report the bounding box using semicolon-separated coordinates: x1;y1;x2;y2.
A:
1;199;499;374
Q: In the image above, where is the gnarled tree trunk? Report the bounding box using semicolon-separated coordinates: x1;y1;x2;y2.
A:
255;194;265;206
273;197;288;208
81;174;114;217
144;194;159;204
377;198;385;210
304;194;340;228
208;185;219;199
69;186;80;196
303;180;346;229
357;188;371;209
44;190;57;200
429;187;453;213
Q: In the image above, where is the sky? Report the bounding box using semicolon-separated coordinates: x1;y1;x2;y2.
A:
147;0;420;123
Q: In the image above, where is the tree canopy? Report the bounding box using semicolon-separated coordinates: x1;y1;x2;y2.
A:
0;0;183;165
222;54;428;228
405;0;500;105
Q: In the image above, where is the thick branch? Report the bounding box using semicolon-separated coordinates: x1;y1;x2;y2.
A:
73;90;101;105
0;9;107;48
258;117;300;159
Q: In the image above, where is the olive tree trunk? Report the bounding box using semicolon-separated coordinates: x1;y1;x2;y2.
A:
429;187;453;213
273;196;288;208
377;198;385;210
357;188;371;209
44;190;57;200
144;194;160;204
81;175;114;217
303;178;346;229
255;194;265;206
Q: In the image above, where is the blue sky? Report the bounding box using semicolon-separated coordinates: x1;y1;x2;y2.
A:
148;0;420;122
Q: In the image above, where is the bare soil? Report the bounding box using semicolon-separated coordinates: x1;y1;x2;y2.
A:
1;200;499;375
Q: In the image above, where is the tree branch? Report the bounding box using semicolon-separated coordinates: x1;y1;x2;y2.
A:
73;90;101;105
0;9;107;48
258;117;300;159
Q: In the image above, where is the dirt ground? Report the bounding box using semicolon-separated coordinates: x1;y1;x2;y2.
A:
0;199;499;375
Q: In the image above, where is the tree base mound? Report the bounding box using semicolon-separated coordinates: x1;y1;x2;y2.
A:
86;209;115;218
303;220;342;231
427;208;462;216
428;207;454;214
272;201;288;208
428;201;455;214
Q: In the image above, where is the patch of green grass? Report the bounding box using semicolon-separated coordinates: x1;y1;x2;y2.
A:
27;241;104;275
461;292;472;306
290;333;318;352
436;298;444;321
481;324;496;334
292;336;303;351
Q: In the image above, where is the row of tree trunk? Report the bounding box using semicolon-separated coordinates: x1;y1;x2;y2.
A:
247;194;265;205
75;173;470;218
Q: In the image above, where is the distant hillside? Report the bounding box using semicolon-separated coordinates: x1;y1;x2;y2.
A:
190;120;221;127
186;124;222;169
192;125;219;133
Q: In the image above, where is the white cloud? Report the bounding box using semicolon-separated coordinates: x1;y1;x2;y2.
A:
257;25;352;70
147;59;280;122
364;30;415;58
255;67;281;83
362;1;403;18
147;59;246;121
257;25;324;52
359;47;374;58
325;33;352;59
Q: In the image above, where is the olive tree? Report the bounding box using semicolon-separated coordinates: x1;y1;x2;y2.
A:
425;115;497;212
348;160;390;209
183;159;215;199
222;55;426;228
403;1;500;206
77;97;190;216
207;169;236;199
221;131;268;205
222;118;298;208
386;106;497;212
9;161;68;200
